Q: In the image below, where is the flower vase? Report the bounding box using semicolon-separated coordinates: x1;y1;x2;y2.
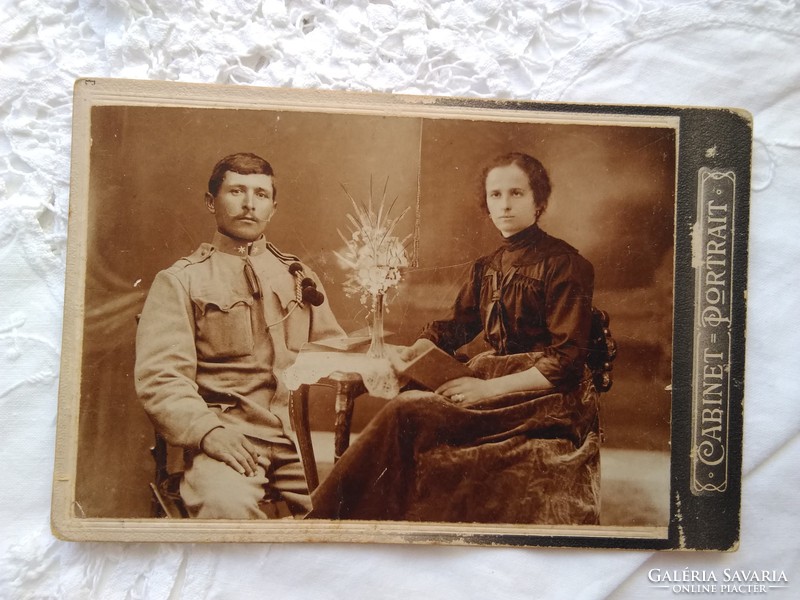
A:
367;292;386;359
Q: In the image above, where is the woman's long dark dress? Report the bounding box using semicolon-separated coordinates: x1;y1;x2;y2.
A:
309;224;601;524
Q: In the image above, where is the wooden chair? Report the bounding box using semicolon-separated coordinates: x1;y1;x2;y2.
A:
587;307;618;393
149;434;188;518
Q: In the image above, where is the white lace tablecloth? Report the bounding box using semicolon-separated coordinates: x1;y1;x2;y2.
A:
1;1;799;599
284;351;401;399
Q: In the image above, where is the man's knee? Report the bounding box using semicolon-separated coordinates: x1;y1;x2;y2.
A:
181;454;268;519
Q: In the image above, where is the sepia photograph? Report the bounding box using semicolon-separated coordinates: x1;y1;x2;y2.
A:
52;80;748;549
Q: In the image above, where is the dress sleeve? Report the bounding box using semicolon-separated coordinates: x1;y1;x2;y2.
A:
419;261;485;355
533;254;595;387
134;269;223;448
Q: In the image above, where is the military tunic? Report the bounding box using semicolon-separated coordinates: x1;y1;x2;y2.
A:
135;231;344;517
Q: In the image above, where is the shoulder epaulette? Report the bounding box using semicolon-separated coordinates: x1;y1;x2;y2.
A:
182;243;215;265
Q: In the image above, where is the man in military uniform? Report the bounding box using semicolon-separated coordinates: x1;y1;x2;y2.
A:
135;153;344;518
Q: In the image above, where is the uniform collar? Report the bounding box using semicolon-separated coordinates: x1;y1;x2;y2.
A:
211;231;269;257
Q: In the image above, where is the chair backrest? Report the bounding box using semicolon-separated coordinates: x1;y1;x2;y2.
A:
587;308;617;393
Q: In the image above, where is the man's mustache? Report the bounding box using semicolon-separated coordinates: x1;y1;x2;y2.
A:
235;214;268;222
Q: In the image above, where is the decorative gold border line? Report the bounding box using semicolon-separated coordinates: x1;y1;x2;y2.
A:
691;168;735;495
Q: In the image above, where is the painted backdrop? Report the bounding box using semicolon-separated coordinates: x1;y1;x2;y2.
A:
76;105;674;518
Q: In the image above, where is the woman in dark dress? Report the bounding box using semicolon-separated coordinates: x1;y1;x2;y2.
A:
310;152;600;525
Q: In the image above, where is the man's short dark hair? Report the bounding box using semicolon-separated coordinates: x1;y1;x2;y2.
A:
208;153;277;200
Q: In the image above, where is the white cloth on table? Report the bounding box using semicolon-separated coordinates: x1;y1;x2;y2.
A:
284;351;401;399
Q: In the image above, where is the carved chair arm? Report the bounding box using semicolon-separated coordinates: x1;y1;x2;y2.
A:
587;307;617;393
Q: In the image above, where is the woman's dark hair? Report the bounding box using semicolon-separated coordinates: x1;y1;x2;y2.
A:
479;152;551;215
207;153;277;201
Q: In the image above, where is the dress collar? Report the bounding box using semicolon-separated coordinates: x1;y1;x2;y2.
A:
211;231;269;257
502;223;544;252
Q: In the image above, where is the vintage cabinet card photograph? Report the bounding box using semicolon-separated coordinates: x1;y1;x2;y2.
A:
51;79;750;550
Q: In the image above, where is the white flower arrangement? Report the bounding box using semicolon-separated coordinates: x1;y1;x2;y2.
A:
334;179;411;308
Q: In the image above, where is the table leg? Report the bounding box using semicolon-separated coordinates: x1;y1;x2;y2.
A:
333;382;356;462
327;372;365;462
289;384;319;492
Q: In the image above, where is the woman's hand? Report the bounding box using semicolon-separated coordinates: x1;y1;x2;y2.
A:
397;338;436;362
388;338;436;372
435;377;496;405
437;367;554;404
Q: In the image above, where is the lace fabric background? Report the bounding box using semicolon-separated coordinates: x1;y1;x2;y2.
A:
1;0;797;598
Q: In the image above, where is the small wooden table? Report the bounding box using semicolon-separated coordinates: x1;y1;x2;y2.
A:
285;348;401;492
288;371;367;492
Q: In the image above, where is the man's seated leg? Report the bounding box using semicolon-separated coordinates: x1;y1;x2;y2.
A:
180;450;271;519
266;441;313;516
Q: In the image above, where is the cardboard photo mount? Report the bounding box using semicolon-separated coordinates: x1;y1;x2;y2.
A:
52;79;750;550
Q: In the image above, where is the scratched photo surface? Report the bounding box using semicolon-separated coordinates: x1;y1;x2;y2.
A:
76;104;675;527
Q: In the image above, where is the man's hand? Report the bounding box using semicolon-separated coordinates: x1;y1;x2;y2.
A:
200;427;259;477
